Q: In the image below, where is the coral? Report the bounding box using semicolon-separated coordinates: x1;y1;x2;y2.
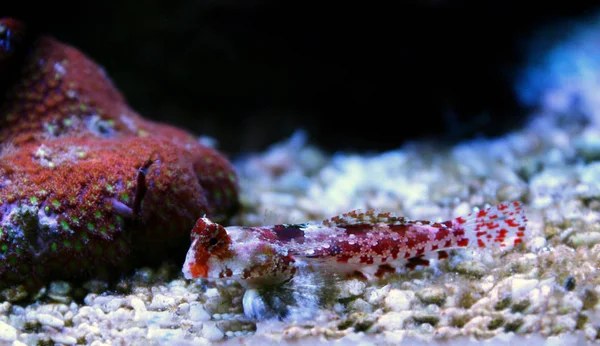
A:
0;18;239;291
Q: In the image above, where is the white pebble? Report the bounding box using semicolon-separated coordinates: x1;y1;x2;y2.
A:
338;279;366;298
146;327;183;341
176;303;190;316
104;298;125;312
0;320;17;341
50;334;77;345
452;202;471;218
511;278;539;300
149;294;176;310
385;290;415;312
367;285;391;305
527;236;547;252
129;297;148;323
146;311;177;328
0;302;10;314
376;311;413;330
130;297;147;312
204;288;220;299
560;292;583;313
12;341;28;346
202;322;224;341
37;313;65;328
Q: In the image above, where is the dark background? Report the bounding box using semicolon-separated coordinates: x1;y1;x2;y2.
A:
3;1;600;155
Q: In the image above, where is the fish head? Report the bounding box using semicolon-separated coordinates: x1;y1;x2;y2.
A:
182;217;233;279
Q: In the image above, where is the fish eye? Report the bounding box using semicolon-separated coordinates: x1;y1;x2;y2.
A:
209;237;218;246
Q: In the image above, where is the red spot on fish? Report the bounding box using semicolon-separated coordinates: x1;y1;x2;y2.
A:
514;238;522;246
337;255;352;263
476;231;487;237
477;209;488;218
434;228;450;241
457;238;469;246
360;255;374;264
516;232;525;237
477;239;485;248
518;226;526;231
456;217;466;224
406;256;430;270
375;264;396;278
506;219;519;227
389;224;410;235
487;222;499;230
438;251;449;259
498;204;508;211
273;225;305;243
344;224;377;236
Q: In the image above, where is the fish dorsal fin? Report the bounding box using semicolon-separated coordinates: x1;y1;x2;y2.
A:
321;208;411;227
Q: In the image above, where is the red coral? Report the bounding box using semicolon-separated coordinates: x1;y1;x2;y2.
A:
0;18;239;290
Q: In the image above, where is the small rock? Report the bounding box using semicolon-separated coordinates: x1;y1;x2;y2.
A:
367;285;391;305
527;236;547;252
146;327;184;342
149;294;176;310
568;232;600;247
176;302;190;316
348;298;373;313
413;304;441;326
48;281;71;297
203;322;225;341
130;297;148;322
204;288;220;299
37;313;65;328
496;183;527;202
511;278;538;300
0;320;17;341
189;302;211;322
100;298;125;313
146;311;177;328
416;287;447;306
552;315;577;334
0;302;11;314
50;334;77;345
338;279;366;299
376;311;413;331
559;292;583;314
0;285;28;302
132;267;155;285
453;260;487;278
82;280;109;294
385;290;415;312
452;202;471;219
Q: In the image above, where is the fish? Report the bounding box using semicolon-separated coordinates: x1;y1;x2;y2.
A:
182;201;527;288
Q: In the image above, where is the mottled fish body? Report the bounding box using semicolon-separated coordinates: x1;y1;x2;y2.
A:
183;201;527;288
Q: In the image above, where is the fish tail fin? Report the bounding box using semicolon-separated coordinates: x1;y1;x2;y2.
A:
452;201;528;250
